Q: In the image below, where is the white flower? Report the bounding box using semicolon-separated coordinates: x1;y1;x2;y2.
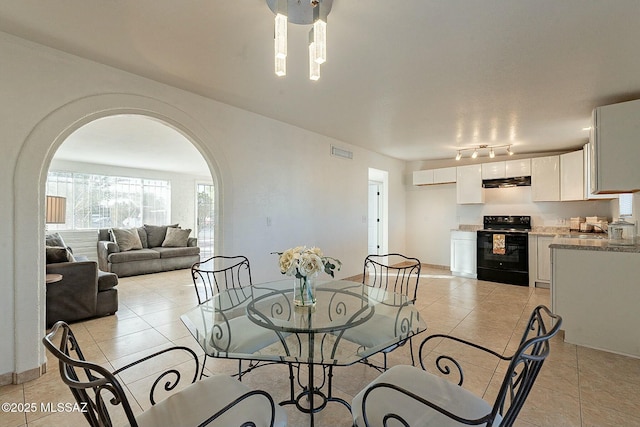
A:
275;246;341;278
298;252;323;276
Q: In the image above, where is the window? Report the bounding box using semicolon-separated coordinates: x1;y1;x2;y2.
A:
46;171;170;230
619;193;633;218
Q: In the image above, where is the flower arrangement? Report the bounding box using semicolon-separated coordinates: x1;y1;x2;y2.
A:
274;246;341;279
273;246;341;306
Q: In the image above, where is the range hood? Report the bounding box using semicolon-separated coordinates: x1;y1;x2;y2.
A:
482;176;531;188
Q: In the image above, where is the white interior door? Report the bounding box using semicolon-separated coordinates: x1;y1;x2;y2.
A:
368;181;382;255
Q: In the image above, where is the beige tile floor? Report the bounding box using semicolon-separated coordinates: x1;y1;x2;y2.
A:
2;266;640;427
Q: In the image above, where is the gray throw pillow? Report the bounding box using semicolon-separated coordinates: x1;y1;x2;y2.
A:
162;227;191;247
46;246;69;263
136;227;149;248
45;233;66;248
110;228;143;252
144;224;179;248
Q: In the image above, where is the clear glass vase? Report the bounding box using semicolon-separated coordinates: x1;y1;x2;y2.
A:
293;274;316;307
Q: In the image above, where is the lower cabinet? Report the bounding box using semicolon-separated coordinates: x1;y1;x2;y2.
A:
528;235;553;288
450;230;477;278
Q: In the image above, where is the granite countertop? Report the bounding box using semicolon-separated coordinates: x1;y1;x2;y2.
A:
453;224;482;232
529;226;570;236
550;236;640;253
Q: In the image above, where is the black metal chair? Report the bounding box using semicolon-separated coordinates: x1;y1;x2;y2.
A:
191;255;282;380
191;255;253;305
362;254;422;302
352;305;562;427
43;321;287;427
343;253;422;371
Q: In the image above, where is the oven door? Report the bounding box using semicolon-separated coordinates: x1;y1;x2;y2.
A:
476;231;529;285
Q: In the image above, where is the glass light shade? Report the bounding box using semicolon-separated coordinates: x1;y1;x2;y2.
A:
275;55;286;77
455;151;462;161
274;13;287;59
489;148;495;158
471;149;478;159
309;43;320;80
312;19;326;64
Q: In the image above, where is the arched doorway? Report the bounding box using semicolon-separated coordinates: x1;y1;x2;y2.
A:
13;94;229;381
46;114;215;260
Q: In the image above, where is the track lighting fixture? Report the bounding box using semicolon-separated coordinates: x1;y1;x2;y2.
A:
455;144;514;161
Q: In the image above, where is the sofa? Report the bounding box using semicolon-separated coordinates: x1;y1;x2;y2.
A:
46;234;118;327
97;224;200;277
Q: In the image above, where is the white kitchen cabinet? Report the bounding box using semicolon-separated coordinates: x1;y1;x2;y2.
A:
560;150;584;201
482;159;531;180
450;230;477;278
505;158;531;178
456;164;484;204
552;246;640;357
433;167;457;184
413;167;456;186
481;162;506;180
583;143;617;200
531;156;560;201
413;169;434;185
528;235;553;288
590;99;640;194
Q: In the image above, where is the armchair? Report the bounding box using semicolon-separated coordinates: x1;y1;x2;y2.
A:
43;321;287;427
352;305;562;427
46;260;118;327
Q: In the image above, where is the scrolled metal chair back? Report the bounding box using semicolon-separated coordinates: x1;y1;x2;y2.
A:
362;253;421;302
490;305;562;427
43;321;201;427
191;255;253;304
42;322;139;427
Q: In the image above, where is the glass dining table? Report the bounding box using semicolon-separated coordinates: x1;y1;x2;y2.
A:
180;279;426;426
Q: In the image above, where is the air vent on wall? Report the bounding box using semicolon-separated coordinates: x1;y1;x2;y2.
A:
331;145;353;160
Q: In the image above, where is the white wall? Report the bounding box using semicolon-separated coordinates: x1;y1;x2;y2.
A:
1;32;407;381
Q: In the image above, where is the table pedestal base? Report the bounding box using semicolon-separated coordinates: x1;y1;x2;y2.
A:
279;363;351;426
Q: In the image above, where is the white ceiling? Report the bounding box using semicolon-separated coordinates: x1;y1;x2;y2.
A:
58;115;211;176
3;0;640;164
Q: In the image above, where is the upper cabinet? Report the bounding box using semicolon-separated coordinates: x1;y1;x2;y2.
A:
560;150;584;201
481;162;506;180
505;159;531;178
583;143;616;200
481;159;530;180
457;164;484;204
531;156;560;201
433;167;457;184
590;99;640;194
413;167;456;185
413;169;434;185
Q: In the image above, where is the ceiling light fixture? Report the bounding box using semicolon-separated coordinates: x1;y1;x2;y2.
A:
267;0;333;80
455;144;514;161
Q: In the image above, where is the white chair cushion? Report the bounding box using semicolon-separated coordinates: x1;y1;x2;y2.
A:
340;314;400;351
352;365;501;427
131;374;287;427
211;315;285;354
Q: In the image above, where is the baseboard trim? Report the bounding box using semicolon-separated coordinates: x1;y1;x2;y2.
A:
422;263;449;270
0;363;46;385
